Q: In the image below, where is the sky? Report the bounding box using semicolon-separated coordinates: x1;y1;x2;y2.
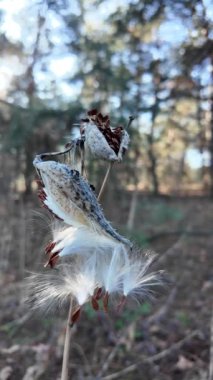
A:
0;0;212;169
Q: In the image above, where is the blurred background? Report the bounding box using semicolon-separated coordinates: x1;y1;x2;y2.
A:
0;0;212;379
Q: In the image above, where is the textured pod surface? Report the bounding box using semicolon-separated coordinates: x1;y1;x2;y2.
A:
84;123;118;161
82;109;130;162
33;157;131;246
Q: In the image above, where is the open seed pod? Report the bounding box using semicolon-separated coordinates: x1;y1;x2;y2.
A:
33;157;131;248
81;109;130;162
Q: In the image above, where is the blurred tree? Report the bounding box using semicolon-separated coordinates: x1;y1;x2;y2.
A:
1;5;82;195
180;0;213;195
0;0;212;196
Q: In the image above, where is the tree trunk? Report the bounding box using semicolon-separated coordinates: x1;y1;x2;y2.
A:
147;128;159;195
210;56;213;197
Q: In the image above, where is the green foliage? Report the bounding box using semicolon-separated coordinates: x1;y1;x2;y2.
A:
149;203;183;224
176;310;191;327
127;230;150;248
2;110;27;151
84;300;152;331
115;302;152;331
84;303;97;320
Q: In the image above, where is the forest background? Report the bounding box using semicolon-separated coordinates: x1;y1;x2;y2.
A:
0;1;212;379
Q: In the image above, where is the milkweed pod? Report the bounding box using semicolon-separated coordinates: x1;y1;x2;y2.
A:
81;110;130;162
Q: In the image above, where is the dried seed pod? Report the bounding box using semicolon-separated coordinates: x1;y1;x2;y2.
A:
33;157;131;247
84;122;118;161
81;110;130;162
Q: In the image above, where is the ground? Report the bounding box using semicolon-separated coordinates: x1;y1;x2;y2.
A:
0;195;212;380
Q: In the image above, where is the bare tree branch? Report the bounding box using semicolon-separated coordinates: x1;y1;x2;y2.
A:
102;331;200;380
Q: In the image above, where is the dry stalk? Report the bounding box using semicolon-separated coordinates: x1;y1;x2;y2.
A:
61;158;114;380
98;162;114;201
61;298;73;380
98;115;134;202
52;116;131;379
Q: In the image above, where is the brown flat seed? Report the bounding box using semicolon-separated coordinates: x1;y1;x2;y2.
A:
71;307;81;326
91;297;99;311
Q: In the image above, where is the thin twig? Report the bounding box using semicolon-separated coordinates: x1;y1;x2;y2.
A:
155;236;184;266
98;162;114;201
145;287;177;326
102;330;200;380
126;115;135;130
73;343;93;378
97;288;177;378
39;143;76;160
98;115;133;201
97;332;126;379
80;142;85;176
61;298;73;380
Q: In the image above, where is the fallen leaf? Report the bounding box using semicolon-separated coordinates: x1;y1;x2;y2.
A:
176;355;194;370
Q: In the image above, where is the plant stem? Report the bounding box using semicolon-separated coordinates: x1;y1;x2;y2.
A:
80;143;85;176
97;115;134;201
61;159;113;379
126;115;135;130
61;298;73;380
98;162;114;201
